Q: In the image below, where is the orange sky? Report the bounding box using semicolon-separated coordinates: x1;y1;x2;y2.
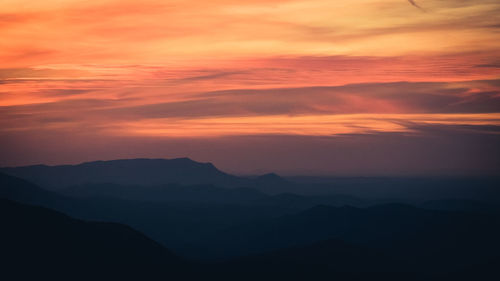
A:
1;0;499;174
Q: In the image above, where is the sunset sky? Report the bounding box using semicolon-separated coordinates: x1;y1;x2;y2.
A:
1;0;499;175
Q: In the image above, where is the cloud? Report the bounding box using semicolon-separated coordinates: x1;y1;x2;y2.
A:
1;123;499;176
2;79;499;136
2;0;500;67
173;71;246;84
112;80;500;119
0;67;91;79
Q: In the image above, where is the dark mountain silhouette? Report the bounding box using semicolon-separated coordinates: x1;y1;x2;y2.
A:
260;192;368;209
421;199;500;215
0;158;246;190
0;168;68;206
287;176;500;201
0;199;190;281
0;158;311;196
62;183;268;204
221;238;420;281
200;204;500;267
60;181;367;208
3;170;500;266
0;172;298;258
1;171;499;280
2;197;497;281
0;163;366;209
220;235;500;281
256;173;287;183
5;159;499;202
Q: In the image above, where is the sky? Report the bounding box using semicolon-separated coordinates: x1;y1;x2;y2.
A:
1;0;500;175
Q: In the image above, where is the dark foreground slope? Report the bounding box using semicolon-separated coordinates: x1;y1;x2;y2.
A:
221;238;410;281
2;197;498;281
195;203;500;266
221;237;500;281
0;199;191;281
0;198;402;281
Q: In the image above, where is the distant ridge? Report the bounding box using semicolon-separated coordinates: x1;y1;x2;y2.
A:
0;158;296;193
0;158;245;189
256;173;289;184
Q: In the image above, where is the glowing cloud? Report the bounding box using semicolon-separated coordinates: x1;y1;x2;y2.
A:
1;0;500;174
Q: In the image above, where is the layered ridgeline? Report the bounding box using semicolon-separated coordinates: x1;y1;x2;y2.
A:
0;171;366;259
1;171;500;280
0;158;245;189
0;158;308;197
3;158;500;202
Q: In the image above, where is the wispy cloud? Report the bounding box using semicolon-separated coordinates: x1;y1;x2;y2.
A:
1;0;500;175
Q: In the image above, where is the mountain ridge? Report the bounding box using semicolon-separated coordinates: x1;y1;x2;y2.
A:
0;158;246;190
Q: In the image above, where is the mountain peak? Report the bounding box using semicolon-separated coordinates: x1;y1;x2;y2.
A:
257;173;287;182
0;158;237;189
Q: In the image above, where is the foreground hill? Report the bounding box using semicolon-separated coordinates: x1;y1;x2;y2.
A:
0;199;189;281
201;204;500;266
221;236;500;281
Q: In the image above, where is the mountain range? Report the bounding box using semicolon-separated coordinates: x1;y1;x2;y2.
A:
1;159;500;280
3;158;499;201
1;158;244;189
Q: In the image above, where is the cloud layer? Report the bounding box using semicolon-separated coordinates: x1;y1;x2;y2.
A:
1;0;499;175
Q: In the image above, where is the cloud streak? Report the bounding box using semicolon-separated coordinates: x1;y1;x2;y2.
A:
2;123;499;176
